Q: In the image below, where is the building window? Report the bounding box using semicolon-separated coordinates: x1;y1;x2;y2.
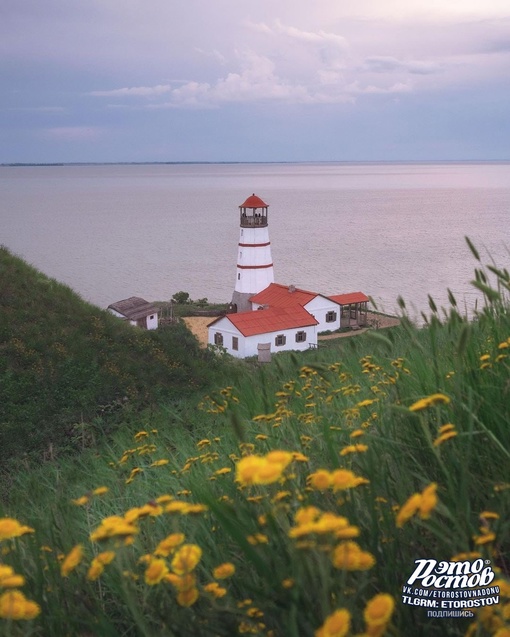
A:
275;334;286;346
238;273;241;280
149;315;154;320
326;311;337;323
295;331;306;343
214;332;223;346
232;336;238;351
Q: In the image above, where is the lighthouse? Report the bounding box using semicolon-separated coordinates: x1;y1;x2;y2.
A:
232;194;274;312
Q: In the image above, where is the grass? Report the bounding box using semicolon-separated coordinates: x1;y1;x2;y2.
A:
0;247;222;482
1;241;509;636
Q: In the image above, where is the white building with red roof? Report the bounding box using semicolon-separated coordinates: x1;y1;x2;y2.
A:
208;304;319;358
207;194;370;359
250;283;343;333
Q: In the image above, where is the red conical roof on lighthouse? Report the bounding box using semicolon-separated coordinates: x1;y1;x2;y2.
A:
239;193;268;208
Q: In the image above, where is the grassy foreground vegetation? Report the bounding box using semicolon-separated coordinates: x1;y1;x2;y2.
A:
0;246;220;478
1;241;509;636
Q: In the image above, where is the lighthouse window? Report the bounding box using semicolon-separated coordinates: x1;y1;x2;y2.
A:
295;331;306;343
275;334;286;347
326;311;337;323
232;336;239;351
238;273;241;280
214;332;223;347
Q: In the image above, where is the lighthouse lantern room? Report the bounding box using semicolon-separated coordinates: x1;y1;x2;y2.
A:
232;194;275;312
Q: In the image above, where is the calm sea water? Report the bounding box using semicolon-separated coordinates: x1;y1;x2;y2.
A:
1;162;509;318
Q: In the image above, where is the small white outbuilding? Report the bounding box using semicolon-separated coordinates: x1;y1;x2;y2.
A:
107;297;159;330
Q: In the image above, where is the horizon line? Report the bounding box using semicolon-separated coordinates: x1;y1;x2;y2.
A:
2;158;510;167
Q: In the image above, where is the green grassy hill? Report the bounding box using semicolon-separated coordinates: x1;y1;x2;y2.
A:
0;247;219;470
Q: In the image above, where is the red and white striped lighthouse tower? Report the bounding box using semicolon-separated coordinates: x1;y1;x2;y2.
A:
232;194;274;312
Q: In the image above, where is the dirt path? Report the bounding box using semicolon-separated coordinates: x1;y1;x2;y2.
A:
182;312;400;348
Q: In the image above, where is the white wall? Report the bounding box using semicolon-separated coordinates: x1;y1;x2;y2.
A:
234;226;274;295
304;296;341;332
208;318;318;359
146;313;158;330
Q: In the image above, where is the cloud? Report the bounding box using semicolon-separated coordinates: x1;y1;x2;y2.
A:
346;81;412;94
250;18;348;48
39;127;102;141
89;85;172;98
362;56;442;75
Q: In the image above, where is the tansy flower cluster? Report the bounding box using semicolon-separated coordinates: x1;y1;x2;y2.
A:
0;518;40;621
236;451;294;486
396;483;438;528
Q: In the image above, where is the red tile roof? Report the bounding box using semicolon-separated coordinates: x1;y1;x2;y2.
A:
240;194;269;208
210;305;318;337
329;292;370;305
250;282;319;308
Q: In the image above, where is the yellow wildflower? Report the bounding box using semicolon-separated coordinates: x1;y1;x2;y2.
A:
364;593;395;628
154;533;186;557
409;393;450;412
480;511;499;520
295;506;322;526
87;551;115;581
315;608;351;637
396;483;438;527
331;469;369;491
87;560;104;581
236;452;291;486
71;495;90;506
451;552;481;562
90;516;138;542
0;518;35;542
155;495;174;504
145;558;169;585
434;430;457;446
204;582;227;598
177;587;199;607
396;493;422;528
473;531;496;545
0;590;41;620
150;459;169;467
0;565;25;588
214;467;232;476
171;544;202;575
308;470;332;491
357;399;376;408
213;562;236;579
332;541;375;570
92;486;109;496
419;483;438;519
340;444;368;456
61;544;84;577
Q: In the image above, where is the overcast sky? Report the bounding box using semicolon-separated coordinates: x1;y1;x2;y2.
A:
1;0;509;163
